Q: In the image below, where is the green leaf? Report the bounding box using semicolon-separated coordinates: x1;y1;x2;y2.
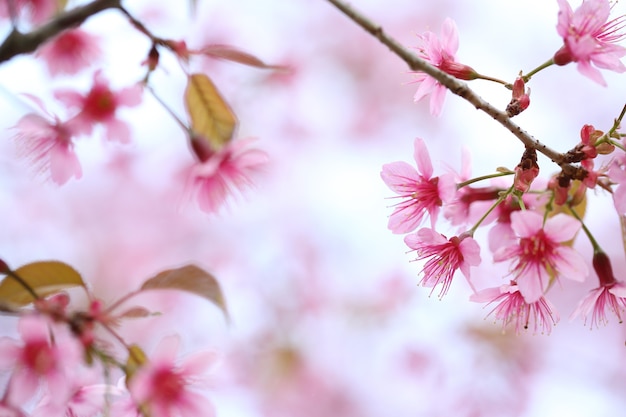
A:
140;265;229;321
185;73;237;150
0;260;85;306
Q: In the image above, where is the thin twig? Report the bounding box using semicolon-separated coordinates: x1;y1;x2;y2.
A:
325;0;567;166
0;0;122;63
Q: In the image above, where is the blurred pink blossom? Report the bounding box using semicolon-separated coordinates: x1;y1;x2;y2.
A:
471;280;559;334
129;336;216;417
0;315;83;406
12;97;81;185
410;18;476;116
381;138;456;234
186;137;268;213
0;0;56;24
37;28;101;76
404;229;481;297
55;71;143;143
553;0;626;85
494;211;588;302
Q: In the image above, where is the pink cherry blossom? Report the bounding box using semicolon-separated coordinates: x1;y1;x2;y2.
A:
128;336;217;417
37;28;101;76
494;211;588;303
471;281;559;334
54;71;143;143
0;315;83;406
185;137;268;213
571;251;626;327
554;0;626;85
12;97;81;185
381;138;456;234
404;228;481;298
410;18;477;116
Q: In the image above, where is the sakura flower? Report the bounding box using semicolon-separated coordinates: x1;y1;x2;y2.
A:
404;228;481;298
55;71;143;143
37;28;101;76
471;280;559;334
381;138;456;234
494;210;588;302
12;97;81;185
128;336;217;417
571;251;626;327
0;315;83;406
553;0;626;85
410;18;477;116
186;137;268;213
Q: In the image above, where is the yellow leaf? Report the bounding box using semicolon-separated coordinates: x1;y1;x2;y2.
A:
0;260;85;306
140;264;229;321
125;344;148;384
56;0;68;12
185;73;237;150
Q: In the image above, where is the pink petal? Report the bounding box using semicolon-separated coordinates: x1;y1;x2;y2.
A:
553;246;588;281
440;18;459;56
49;144;82;185
380;161;419;193
413;138;433;178
115;84;143;107
543;213;581;242
428;84;447;117
510;210;542;238
577;60;607;86
104;118;132;143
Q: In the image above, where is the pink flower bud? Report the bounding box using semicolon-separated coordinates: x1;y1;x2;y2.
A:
592;251;617;287
506;77;530;117
438;59;478;80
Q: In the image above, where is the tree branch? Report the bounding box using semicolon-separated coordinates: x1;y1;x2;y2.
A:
0;0;121;64
326;0;567;166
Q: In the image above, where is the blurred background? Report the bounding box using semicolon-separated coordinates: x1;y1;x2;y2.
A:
1;0;626;416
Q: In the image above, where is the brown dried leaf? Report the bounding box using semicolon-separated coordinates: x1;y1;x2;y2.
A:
140;264;229;321
199;44;285;70
185;73;237;150
0;260;85;306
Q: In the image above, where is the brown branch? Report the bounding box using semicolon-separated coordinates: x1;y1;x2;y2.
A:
0;0;122;63
326;0;568;166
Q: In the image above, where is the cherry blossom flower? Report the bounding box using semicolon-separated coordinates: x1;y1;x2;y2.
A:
55;71;143;143
381;138;456;234
471;280;559;334
493;210;588;302
37;28;101;76
410;18;477;116
128;336;217;417
0;315;83;406
12;97;81;185
404;228;481;298
186;137;268;213
571;251;626;327
553;0;626;85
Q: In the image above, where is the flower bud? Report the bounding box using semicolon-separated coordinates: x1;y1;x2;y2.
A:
506;77;530;116
439;59;478;80
593;251;617;287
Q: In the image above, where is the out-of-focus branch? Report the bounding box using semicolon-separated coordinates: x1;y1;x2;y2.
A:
0;0;121;63
326;0;568;166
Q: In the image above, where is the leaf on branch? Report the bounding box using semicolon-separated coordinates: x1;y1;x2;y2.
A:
125;344;148;383
199;44;286;70
185;73;237;150
56;0;69;12
0;261;85;306
139;264;229;321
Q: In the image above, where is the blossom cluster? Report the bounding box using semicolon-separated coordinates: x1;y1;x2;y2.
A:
383;0;626;334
